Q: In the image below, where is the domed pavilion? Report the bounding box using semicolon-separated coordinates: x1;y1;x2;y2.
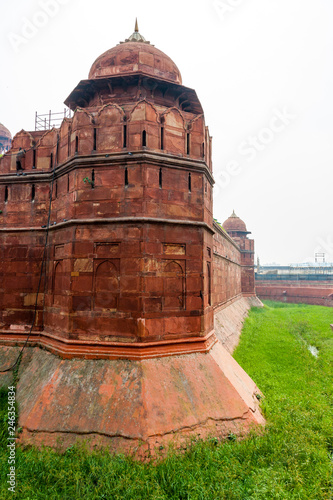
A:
0;21;262;455
0;123;12;153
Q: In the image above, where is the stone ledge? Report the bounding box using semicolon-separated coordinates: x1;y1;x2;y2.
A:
0;216;215;233
5;339;264;456
0;330;217;361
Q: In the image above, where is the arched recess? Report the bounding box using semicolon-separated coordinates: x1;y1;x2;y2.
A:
11;130;34;151
163;260;185;311
160;107;186;155
94;260;120;311
71;108;94;155
96;104;125;153
188;114;205;159
35;128;58;170
129;100;159;123
10;131;34;171
128;100;160;150
205;126;212;171
0;152;11;173
53;261;64;306
207;262;212;306
58;118;72;163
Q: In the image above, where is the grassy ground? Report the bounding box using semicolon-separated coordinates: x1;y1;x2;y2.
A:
0;301;332;499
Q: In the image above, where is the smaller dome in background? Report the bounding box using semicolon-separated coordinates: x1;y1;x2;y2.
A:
88;20;182;85
0;123;12;140
222;210;248;233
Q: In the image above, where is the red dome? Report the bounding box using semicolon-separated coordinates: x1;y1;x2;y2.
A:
0;123;12;140
89;38;182;84
222;211;247;233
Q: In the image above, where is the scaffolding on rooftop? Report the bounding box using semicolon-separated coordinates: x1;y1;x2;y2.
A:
35;109;72;131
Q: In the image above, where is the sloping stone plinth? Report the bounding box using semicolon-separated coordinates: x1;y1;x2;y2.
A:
6;337;264;457
214;296;263;354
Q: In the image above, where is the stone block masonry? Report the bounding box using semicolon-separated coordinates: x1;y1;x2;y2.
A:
0;21;263;453
256;280;333;307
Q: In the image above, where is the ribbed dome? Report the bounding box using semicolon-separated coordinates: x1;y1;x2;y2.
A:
88;22;182;84
222;211;247;233
0;123;12;139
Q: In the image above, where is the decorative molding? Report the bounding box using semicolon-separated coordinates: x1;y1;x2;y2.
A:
0;329;217;361
0;217;215;234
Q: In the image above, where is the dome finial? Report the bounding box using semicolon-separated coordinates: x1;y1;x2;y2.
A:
231;209;237;217
122;19;150;44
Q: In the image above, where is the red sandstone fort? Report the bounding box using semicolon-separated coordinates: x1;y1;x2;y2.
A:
0;22;265;454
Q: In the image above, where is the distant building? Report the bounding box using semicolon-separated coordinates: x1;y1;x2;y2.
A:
0;123;12;154
256;263;333;306
256;263;333;281
222;210;255;296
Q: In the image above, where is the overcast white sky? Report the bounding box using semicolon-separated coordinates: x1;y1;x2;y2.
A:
1;0;332;265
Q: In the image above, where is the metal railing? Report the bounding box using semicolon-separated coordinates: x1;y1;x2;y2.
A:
255;273;333;282
35;109;72;131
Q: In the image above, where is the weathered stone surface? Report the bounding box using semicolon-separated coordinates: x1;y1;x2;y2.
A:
215;296;263;354
14;338;263;455
0;24;262;454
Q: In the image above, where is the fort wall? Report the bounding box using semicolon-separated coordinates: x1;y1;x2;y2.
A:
256;280;333;307
0;24;264;453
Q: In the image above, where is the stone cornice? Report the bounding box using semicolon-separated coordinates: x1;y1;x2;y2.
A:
0;329;217;361
0;216;215;234
0;151;214;185
64;73;204;114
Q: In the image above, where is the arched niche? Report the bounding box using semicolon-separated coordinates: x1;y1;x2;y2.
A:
35;128;58;170
69;108;94;156
163;260;185;311
94;260;120;311
58;118;72;163
129;100;159;123
189;114;206;159
53;261;64;306
71;108;94;155
160;108;186;155
95;104;125;152
11;130;34;151
128;100;160;151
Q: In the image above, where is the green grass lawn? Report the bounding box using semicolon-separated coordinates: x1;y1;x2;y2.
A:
1;302;333;499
